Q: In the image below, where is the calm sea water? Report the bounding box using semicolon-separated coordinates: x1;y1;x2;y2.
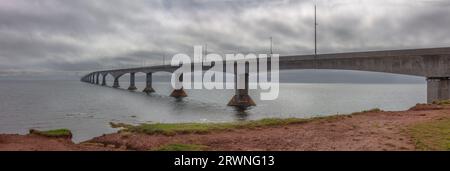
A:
0;80;426;142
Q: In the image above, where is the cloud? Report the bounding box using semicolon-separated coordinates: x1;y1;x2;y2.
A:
0;0;449;76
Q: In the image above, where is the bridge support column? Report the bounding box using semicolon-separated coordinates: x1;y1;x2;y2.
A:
427;77;450;103
170;74;187;98
95;73;99;84
101;74;107;86
113;77;120;88
228;73;256;108
227;64;256;108
143;73;155;94
128;73;137;91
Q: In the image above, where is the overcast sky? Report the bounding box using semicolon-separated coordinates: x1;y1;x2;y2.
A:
1;0;450;77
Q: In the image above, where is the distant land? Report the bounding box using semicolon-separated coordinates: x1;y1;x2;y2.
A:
0;69;425;84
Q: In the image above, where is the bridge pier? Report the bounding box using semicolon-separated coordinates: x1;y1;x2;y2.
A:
95;73;99;84
113;76;120;88
128;72;137;91
170;88;187;98
91;74;95;84
101;74;107;86
227;64;256;108
170;73;187;98
427;77;450;103
228;73;256;108
143;73;155;94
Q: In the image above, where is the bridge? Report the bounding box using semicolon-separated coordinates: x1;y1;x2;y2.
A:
81;47;450;108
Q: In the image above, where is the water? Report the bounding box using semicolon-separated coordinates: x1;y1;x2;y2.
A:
0;80;426;142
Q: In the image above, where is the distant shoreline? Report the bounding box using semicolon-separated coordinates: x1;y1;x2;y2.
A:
0;79;426;85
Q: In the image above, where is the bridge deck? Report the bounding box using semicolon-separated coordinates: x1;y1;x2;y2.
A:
93;47;450;74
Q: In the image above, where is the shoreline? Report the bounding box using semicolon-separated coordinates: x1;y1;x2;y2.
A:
1;103;449;151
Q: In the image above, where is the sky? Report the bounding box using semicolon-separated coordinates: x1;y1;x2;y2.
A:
0;0;449;78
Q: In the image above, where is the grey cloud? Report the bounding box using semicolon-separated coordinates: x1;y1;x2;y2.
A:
0;0;449;76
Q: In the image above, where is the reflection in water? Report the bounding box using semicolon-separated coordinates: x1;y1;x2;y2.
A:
0;80;426;142
234;107;250;121
173;98;184;103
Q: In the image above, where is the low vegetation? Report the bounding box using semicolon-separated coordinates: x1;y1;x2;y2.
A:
154;144;208;151
110;118;310;136
409;103;443;111
432;99;450;105
29;128;73;138
408;118;450;151
105;108;402;151
110;108;389;136
351;108;383;115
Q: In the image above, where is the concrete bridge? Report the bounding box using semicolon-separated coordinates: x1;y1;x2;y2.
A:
81;47;450;108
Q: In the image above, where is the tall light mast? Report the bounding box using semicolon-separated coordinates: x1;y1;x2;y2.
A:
163;52;166;65
314;5;317;57
268;36;273;58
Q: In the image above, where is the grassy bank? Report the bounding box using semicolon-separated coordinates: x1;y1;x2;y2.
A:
110;108;387;136
110;108;385;136
432;99;450;105
154;144;208;151
110;118;315;136
408;118;450;150
29;128;72;138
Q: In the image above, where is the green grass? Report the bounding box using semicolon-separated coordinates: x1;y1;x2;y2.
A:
154;144;208;151
29;128;72;138
110;108;387;136
432;99;450;105
351;108;383;115
110;118;310;136
408;118;450;151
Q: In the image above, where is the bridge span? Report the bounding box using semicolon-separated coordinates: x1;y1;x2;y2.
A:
81;47;450;108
